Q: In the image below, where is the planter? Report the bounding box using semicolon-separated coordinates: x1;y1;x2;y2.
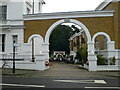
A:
45;61;52;66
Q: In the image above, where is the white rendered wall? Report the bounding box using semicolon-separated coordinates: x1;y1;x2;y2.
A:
7;1;23;20
0;35;2;53
23;0;44;14
34;37;43;55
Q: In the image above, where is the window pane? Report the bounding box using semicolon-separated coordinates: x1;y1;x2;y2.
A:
2;34;5;52
0;5;7;20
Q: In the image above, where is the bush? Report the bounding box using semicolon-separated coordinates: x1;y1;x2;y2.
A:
75;46;88;65
112;56;116;65
108;56;116;65
76;61;83;65
75;50;82;61
97;54;107;65
80;46;88;63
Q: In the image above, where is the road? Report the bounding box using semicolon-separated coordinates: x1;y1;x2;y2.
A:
1;62;120;89
2;77;119;89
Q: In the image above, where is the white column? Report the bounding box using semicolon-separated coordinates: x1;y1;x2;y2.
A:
17;29;24;54
5;32;13;54
42;43;49;61
34;43;50;70
87;42;97;71
107;41;115;58
115;49;120;66
0;35;2;53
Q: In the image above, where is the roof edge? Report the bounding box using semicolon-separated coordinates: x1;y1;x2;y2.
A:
95;0;120;10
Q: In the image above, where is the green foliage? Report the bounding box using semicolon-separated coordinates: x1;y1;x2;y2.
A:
76;60;83;65
112;56;116;65
49;25;73;55
80;46;88;63
75;49;82;61
75;46;88;65
108;56;116;65
97;54;107;65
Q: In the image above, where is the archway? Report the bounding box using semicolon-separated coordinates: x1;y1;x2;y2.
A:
45;19;91;44
92;32;111;43
92;32;115;65
28;34;44;61
44;19;97;71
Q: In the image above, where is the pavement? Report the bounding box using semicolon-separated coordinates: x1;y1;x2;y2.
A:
1;61;120;79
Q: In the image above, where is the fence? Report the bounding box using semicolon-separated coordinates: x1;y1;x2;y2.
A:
0;54;32;61
0;53;46;61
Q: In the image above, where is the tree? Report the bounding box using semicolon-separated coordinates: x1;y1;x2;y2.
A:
49;25;73;56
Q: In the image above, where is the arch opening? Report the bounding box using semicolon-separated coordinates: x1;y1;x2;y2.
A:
28;34;44;56
44;19;97;71
92;32;115;65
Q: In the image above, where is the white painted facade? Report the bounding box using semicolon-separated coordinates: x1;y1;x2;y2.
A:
0;0;47;71
23;0;45;14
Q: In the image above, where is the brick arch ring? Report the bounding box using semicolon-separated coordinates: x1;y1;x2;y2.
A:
92;32;111;43
45;19;92;44
28;34;44;44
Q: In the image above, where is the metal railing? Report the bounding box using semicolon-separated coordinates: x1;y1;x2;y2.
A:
0;54;32;61
0;53;46;61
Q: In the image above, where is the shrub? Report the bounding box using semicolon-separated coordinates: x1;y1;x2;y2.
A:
108;56;116;65
75;46;88;65
80;46;88;63
97;54;107;65
112;56;116;65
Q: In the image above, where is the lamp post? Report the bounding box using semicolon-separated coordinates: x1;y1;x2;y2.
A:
13;40;16;73
33;0;34;14
32;38;35;62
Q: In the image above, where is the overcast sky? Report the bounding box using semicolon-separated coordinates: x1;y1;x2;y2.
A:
42;0;104;13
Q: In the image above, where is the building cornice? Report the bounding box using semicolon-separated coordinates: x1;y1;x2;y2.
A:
0;25;25;29
95;0;120;10
24;10;114;21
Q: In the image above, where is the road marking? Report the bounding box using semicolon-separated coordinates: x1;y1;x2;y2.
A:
0;83;45;88
53;80;106;84
94;80;106;84
85;87;120;89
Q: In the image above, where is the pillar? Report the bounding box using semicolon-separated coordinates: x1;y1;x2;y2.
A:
87;42;97;71
107;41;115;58
42;43;49;61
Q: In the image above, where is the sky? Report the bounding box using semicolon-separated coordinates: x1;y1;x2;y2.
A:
42;0;104;28
42;0;104;13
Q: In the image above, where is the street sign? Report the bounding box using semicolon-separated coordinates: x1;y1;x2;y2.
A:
14;43;20;47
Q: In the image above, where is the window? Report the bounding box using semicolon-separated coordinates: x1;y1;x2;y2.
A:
0;5;7;20
2;34;5;52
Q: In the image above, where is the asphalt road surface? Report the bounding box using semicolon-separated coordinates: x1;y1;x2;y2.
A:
2;77;119;89
1;62;120;89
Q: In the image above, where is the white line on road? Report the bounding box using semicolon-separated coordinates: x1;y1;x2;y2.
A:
85;87;120;89
0;83;45;88
53;80;107;84
94;80;107;84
